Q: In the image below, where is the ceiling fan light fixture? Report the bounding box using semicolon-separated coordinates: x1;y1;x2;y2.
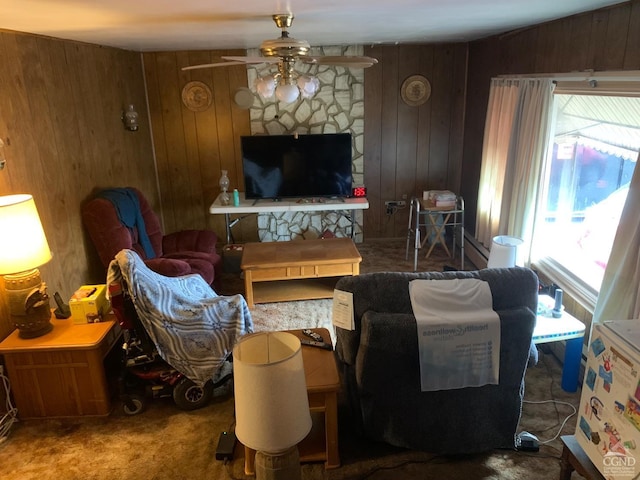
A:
275;83;300;103
297;75;320;99
255;74;277;99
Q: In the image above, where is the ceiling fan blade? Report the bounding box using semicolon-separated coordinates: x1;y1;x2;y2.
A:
302;56;379;68
182;56;280;71
182;61;249;71
222;56;280;64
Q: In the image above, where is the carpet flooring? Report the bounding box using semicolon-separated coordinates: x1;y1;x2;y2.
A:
0;238;584;479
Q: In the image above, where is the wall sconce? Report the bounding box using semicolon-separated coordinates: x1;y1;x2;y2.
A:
122;104;139;131
0;194;54;338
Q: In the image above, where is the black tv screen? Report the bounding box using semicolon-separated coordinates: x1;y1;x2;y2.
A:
241;133;353;200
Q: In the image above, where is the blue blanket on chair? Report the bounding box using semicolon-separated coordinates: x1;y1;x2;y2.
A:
99;188;156;259
107;249;254;385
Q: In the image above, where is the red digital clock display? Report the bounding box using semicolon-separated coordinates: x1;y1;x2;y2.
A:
352;187;367;197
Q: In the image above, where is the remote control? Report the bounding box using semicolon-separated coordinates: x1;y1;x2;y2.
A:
302;329;324;342
300;338;333;350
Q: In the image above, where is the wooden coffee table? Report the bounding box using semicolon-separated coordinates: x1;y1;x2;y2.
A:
243;328;341;473
240;238;361;308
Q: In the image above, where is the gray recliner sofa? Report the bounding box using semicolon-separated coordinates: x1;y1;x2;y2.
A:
334;267;538;454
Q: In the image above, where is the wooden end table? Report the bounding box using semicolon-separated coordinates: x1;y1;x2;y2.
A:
241;238;361;308
0;316;121;418
243;328;341;474
560;435;605;480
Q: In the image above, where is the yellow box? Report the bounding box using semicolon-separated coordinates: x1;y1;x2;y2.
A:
69;284;109;324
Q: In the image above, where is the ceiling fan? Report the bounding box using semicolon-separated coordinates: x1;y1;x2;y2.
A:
182;13;378;102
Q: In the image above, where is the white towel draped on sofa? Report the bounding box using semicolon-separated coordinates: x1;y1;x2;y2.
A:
409;278;500;392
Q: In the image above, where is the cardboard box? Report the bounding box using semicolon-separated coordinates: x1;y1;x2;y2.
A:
69;284;109;324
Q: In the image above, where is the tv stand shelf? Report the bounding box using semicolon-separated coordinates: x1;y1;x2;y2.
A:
209;192;369;244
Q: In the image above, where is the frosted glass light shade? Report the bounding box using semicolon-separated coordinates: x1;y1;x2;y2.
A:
255;75;276;98
233;332;311;454
275;83;300;103
0;194;52;274
297;75;319;99
487;235;523;268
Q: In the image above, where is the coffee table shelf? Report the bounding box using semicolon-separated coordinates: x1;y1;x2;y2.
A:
251;278;340;304
241;238;361;308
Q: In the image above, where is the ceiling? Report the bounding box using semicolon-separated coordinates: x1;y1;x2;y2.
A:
0;0;628;52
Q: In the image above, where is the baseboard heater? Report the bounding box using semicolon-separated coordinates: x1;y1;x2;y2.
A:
463;232;489;270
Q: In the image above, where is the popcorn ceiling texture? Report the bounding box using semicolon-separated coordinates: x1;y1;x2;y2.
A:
246;45;365;242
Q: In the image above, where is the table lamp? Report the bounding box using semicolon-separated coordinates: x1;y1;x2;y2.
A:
0;194;53;338
233;331;312;480
487;235;523;268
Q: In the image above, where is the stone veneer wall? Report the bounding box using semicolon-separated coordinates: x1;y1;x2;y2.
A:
244;45;365;242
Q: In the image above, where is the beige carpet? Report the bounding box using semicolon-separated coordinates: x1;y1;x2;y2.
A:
0;239;584;479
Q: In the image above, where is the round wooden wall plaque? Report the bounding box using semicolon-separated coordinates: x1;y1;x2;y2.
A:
401;75;431;107
182;81;213;112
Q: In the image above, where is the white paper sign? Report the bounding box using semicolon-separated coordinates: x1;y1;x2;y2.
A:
332;289;354;330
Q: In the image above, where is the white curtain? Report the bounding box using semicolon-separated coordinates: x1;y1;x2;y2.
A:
592;154;640;328
476;78;555;255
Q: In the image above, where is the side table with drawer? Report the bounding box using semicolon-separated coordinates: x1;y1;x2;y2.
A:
0;316;121;418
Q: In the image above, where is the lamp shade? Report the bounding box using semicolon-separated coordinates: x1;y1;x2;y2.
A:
275;83;300;103
0;194;52;275
487;235;523;268
233;332;311;454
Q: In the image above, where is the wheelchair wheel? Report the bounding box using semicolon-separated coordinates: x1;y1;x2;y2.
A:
173;377;213;411
122;394;146;416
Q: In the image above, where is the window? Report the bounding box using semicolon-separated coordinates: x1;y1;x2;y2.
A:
531;91;640;306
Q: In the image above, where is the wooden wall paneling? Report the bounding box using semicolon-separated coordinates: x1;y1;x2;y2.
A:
223;50;251;189
67;44;110;189
414;46;434;198
428;46;454;190
184;50;222;232
379;46;400;238
363;45;384;239
534;19;572;74
175;51;206;230
500;28;538;75
142;52;170;232
447;44;468;199
602;2;631;70
460;38;500;234
36;38;82;289
0;31;153;339
142;49;254;243
3;34;68;292
565;13;594;71
624;0;640;69
587;9;611;71
210;52;243;242
394;45;422;235
155;52;191;234
210;53;237;186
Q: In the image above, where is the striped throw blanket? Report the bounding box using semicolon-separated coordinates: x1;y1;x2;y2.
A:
107;249;253;385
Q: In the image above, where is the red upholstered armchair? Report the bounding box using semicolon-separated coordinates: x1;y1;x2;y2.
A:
82;187;222;289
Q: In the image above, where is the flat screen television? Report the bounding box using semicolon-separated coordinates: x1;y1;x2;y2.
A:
241;133;353;200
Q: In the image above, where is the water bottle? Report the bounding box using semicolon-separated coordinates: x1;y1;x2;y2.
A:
233;189;240;206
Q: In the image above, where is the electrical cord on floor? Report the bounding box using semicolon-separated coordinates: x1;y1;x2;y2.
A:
520;350;578;451
0;367;18;444
522;399;577;445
